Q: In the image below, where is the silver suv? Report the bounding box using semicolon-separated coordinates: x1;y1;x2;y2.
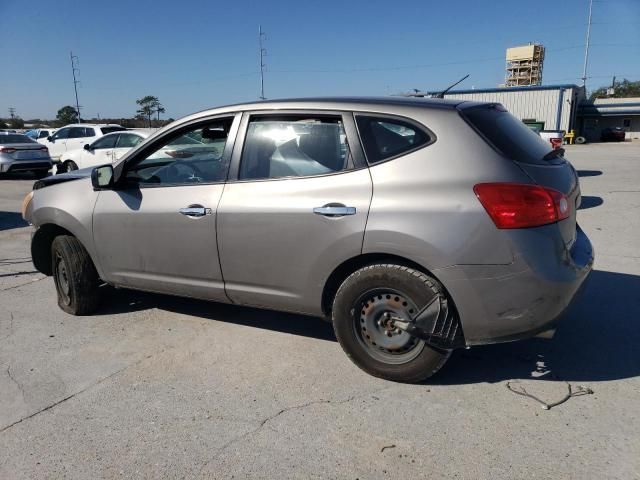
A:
22;98;593;382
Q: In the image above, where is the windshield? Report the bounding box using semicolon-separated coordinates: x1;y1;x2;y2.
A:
462;104;556;164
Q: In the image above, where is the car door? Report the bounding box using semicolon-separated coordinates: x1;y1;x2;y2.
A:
217;111;372;316
44;127;70;159
92;114;240;301
65;126;93;152
112;133;144;162
82;134;118;168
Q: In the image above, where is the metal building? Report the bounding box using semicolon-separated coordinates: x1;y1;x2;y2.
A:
505;44;545;87
429;84;585;133
578;97;640;141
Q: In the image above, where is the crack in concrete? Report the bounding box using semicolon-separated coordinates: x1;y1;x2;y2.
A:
0;312;14;342
5;364;25;400
0;354;153;435
197;386;391;476
0;276;46;292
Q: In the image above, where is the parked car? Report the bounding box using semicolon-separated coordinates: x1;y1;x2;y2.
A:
600;127;626;142
22;98;593;383
37;123;126;164
24;128;57;141
0;133;52;177
57;130;206;172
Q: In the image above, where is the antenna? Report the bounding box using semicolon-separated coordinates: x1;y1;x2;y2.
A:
259;25;267;100
70;51;82;122
581;0;593;87
435;74;470;98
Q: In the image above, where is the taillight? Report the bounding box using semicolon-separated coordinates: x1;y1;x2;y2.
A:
38;146;48;152
1;147;16;154
550;137;563;149
474;183;570;229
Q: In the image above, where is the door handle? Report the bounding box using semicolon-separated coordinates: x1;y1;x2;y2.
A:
313;205;356;217
179;206;211;217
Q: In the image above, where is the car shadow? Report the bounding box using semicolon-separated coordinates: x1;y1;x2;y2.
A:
578;196;604;210
577;170;602;177
434;270;640;384
95;270;640;383
0;211;29;231
96;287;337;342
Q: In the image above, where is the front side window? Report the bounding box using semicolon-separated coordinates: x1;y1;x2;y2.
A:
38;130;50;138
124;118;233;186
239;116;351;180
52;128;70;140
116;133;143;148
91;135;117;149
356;115;431;164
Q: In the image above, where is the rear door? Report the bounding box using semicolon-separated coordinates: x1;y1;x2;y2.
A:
217;111;372;315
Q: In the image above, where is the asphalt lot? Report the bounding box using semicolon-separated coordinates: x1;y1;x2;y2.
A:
1;143;639;479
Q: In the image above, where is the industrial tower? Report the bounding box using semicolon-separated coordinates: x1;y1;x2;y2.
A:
505;44;545;87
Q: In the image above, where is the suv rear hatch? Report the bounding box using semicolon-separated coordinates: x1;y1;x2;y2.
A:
459;103;579;248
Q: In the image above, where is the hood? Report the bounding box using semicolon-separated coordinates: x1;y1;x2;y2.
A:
33;166;94;189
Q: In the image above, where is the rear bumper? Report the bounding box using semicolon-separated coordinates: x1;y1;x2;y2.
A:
0;160;53;173
435;225;594;346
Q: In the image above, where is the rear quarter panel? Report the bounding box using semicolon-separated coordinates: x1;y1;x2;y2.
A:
363;106;532;269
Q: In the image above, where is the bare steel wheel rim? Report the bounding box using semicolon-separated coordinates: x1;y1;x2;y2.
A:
353;289;425;364
54;252;71;305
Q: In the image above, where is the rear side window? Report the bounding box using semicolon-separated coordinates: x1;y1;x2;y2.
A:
462;104;554;165
239;116;351;180
116;133;143;148
84;128;95;137
356;115;431;164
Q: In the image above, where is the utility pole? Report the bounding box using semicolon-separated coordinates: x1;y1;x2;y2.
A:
8;107;16;119
70;51;82;122
259;25;267;100
581;0;593;87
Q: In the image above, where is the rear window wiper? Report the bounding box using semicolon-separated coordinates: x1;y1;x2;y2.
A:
543;147;565;161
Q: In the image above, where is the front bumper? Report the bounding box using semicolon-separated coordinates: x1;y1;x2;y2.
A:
0;160;53;173
435;225;594;346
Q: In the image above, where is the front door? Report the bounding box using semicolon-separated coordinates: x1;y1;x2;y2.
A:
92;115;239;301
217;111;372;315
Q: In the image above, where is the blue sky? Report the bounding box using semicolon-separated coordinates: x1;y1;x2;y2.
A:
1;0;639;120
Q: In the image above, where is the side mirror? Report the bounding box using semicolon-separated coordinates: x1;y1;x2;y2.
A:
47;136;53;142
91;165;114;190
83;144;91;151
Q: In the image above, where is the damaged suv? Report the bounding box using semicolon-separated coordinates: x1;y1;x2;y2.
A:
22;98;593;382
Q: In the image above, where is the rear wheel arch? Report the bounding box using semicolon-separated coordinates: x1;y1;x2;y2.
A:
321;253;455;317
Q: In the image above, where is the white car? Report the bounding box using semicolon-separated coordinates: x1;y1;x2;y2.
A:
38;123;126;163
58;130;210;172
58;130;147;172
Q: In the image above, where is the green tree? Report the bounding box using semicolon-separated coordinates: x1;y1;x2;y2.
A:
590;78;640;100
136;95;160;127
56;105;79;126
0;119;8;129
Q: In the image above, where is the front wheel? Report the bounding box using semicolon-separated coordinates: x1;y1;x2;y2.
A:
61;160;78;173
51;235;101;315
332;264;452;383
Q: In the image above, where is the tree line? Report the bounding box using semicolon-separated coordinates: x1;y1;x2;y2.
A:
0;95;172;129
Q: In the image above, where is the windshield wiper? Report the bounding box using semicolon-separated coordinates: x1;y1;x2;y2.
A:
543;147;565;161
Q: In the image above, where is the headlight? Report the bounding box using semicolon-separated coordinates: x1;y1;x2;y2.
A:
21;191;34;222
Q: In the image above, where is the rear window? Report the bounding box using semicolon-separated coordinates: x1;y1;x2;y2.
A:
462;104;554;165
101;126;126;135
356;115;431;164
0;134;36;144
